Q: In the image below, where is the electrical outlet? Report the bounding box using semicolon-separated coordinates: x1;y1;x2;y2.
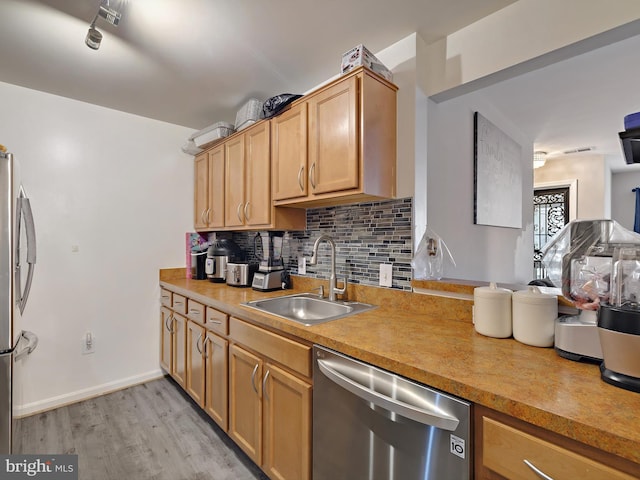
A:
82;331;95;355
298;256;306;275
379;263;393;287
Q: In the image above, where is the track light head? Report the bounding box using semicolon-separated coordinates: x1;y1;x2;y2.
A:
85;25;103;50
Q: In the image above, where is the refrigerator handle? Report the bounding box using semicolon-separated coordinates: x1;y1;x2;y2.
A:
14;330;38;361
16;188;36;315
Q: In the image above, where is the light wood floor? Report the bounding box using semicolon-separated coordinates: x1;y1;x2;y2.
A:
16;376;269;480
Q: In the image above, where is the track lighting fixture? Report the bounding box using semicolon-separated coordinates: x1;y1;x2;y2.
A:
85;1;123;50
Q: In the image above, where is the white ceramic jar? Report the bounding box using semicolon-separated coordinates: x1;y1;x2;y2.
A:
512;286;558;347
473;282;513;338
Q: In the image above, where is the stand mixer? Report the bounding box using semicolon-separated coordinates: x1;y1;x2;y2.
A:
542;219;640;392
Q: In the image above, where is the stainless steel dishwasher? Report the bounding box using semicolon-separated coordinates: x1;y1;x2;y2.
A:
313;345;471;480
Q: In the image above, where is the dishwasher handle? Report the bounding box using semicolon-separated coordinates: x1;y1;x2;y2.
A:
317;358;460;431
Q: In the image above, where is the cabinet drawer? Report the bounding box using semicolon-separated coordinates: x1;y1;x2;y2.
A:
482;417;636;480
230;317;310;378
172;294;187;314
206;307;229;336
160;289;172;307
187;299;205;323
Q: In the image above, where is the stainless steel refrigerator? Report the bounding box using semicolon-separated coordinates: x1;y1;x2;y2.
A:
0;149;37;454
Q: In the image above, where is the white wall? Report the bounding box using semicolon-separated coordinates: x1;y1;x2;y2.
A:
0;81;193;414
426;94;534;284
612;170;640;230
534;155;611;219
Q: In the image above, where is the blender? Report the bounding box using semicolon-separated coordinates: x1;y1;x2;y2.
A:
598;246;640;392
251;232;287;291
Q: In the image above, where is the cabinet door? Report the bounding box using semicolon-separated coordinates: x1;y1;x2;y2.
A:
224;135;246;227
208;145;225;229
244;122;271;226
172;313;187;388
229;344;263;465
271;102;308;201
263;363;312;480
194;153;209;229
160;307;173;373
186;320;205;405
204;331;228;430
307;75;359;195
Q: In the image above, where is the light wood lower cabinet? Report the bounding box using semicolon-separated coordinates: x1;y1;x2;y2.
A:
160;307;187;388
186;320;205;405
229;318;312;480
204;330;228;430
475;406;640;479
160;290;312;480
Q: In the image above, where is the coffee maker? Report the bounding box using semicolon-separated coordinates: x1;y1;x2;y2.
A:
251;232;287;291
205;239;242;283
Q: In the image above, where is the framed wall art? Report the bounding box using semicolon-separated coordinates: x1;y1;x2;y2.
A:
474;112;523;229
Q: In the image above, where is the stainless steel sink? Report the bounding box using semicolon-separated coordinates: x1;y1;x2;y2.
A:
242;293;376;326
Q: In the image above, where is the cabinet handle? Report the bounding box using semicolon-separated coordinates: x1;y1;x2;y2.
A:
297;166;305;191
207;320;222;325
250;363;259;395
166;314;175;333
236;203;243;222
161;295;170;299
523;460;554;480
189;308;201;315
203;336;210;359
174;301;184;306
201;208;207;224
262;369;270;401
244;202;250;221
196;333;203;354
309;162;316;189
205;207;211;223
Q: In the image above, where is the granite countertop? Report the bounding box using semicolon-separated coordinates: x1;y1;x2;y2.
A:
159;270;640;467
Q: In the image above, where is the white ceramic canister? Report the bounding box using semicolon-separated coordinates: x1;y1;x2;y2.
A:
473;282;513;338
512;286;558;347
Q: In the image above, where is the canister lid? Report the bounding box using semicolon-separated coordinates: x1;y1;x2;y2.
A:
474;282;512;299
513;286;557;305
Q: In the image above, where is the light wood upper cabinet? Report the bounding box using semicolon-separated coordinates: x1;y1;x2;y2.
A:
272;102;308;201
224;134;246;228
272;67;397;208
194;146;225;231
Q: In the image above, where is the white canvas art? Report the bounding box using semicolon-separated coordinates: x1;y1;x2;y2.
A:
474;112;523;229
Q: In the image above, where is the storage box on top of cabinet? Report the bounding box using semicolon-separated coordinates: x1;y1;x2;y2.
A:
235;99;263;131
193;122;236;148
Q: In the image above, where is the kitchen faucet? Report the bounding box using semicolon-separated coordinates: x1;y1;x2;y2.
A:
308;234;347;301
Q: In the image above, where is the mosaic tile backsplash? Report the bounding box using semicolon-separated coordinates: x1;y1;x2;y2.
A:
231;197;413;290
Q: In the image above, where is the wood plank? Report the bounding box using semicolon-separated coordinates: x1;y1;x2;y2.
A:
15;377;268;480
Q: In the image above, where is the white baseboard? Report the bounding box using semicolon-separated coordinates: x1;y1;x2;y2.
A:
15;369;165;417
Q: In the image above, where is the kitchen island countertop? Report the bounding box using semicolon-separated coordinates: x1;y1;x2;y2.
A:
160;270;640;469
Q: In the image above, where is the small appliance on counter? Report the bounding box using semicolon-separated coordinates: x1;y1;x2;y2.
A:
597;246;640;392
205;239;242;283
541;220;640;388
226;262;258;287
190;247;208;280
251;232;288;292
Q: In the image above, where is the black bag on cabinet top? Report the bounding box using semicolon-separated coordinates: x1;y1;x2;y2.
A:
260;94;303;119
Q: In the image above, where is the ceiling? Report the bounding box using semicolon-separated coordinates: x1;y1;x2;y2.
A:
0;0;638;172
0;0;514;129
